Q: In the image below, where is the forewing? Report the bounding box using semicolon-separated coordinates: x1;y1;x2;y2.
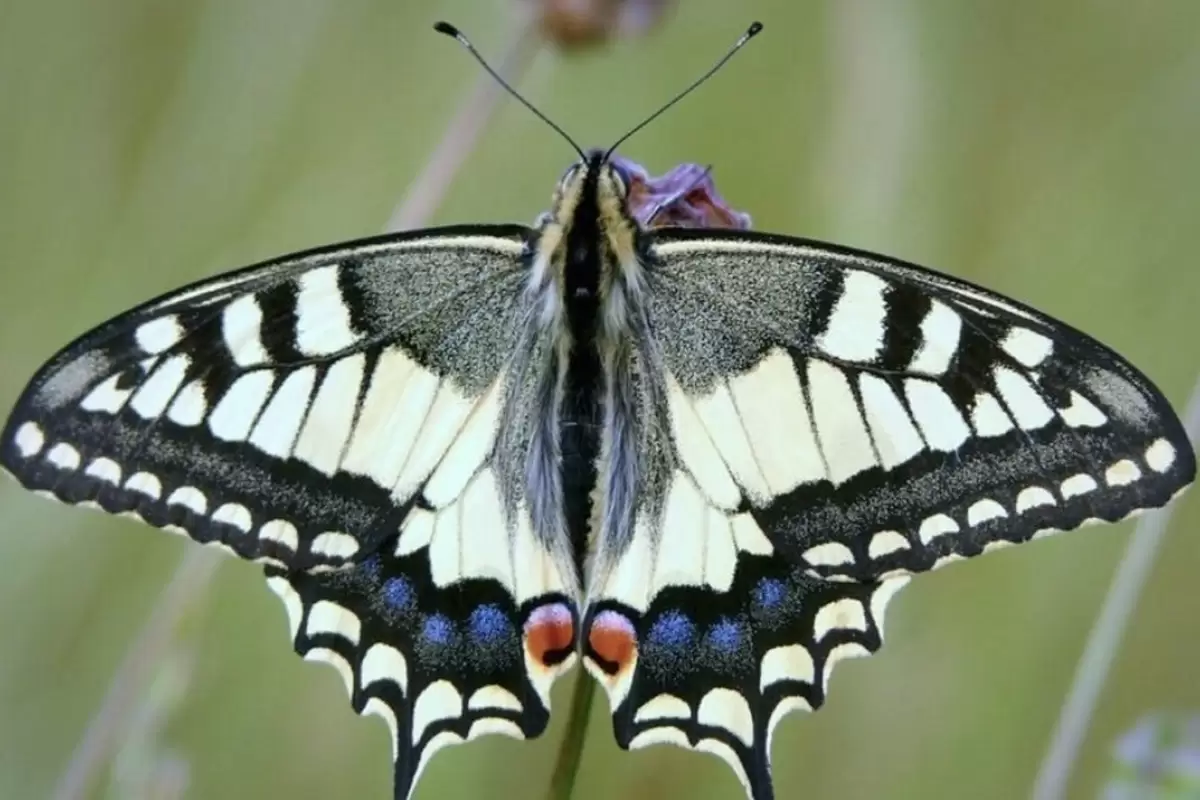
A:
1;226;532;572
643;228;1194;581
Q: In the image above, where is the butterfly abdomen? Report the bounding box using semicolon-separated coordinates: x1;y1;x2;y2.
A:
561;333;601;573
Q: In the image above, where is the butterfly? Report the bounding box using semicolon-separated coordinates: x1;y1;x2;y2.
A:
1;20;1195;800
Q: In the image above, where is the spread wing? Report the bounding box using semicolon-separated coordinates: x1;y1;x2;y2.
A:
583;228;1194;799
646;229;1193;578
1;225;581;799
2;226;532;572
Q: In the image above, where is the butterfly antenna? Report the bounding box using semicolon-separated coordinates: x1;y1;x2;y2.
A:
434;21;586;160
603;22;763;161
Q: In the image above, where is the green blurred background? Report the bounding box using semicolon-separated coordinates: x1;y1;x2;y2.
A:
1;1;1198;798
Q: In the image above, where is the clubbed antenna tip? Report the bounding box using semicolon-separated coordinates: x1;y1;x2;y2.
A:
603;21;765;160
432;19;586;160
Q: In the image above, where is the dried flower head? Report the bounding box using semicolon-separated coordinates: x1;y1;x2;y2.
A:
613;155;752;230
522;0;674;50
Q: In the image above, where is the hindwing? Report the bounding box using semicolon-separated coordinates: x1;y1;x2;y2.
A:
583;473;910;800
268;481;577;800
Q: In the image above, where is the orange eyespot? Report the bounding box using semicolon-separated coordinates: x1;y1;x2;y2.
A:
586;609;638;675
524;602;575;666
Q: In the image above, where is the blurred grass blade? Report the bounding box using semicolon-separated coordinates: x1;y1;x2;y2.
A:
1032;376;1200;800
54;550;220;800
107;643;196;800
386;12;541;232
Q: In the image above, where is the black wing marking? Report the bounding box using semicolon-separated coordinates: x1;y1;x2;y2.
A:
1;226;532;573
267;503;578;800
643;228;1194;581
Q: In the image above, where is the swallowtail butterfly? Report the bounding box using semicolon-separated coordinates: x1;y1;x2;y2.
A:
1;20;1194;800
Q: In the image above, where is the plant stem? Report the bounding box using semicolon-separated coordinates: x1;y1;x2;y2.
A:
545;673;597;800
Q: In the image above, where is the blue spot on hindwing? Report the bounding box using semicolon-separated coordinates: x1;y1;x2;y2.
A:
708;618;742;652
754;578;786;609
360;555;383;582
423;614;455;645
469;604;511;642
382;576;413;609
647;610;695;648
641;609;697;679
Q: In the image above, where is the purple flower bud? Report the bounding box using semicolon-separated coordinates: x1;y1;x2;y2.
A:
611;154;752;230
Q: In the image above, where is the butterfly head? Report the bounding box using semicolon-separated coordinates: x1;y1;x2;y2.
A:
550;150;634;221
539;150;642;305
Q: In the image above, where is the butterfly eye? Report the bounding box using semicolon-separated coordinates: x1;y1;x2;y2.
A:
608;161;632;198
558;162;583;188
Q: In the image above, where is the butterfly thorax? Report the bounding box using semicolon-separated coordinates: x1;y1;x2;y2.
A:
541;151;641;301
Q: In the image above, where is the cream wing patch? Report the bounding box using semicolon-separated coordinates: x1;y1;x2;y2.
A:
664;374;741;509
395;471;571;606
692;383;771;502
341;347;432;488
602;472;779;610
726;348;825;494
859;374;924;469
294;265;362;356
816;271;889;362
249;367;316;458
908;300;961;375
293;354;366;475
807;359;876;484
